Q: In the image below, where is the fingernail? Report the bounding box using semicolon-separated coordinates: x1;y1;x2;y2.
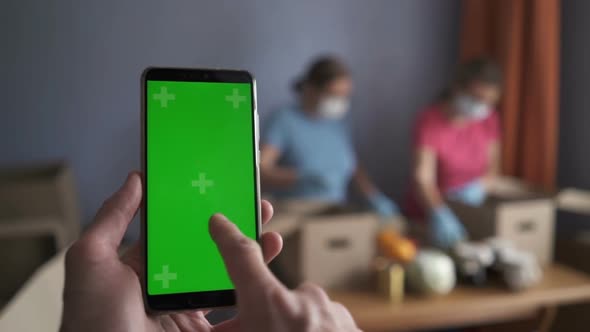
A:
211;213;229;223
209;214;230;240
118;173;132;190
123;172;134;185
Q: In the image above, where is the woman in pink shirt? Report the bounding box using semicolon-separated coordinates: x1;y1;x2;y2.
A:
406;58;503;249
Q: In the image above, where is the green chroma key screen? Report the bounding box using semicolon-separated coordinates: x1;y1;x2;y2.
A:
146;80;257;295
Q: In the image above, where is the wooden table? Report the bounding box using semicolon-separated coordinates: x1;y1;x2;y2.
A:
330;264;590;332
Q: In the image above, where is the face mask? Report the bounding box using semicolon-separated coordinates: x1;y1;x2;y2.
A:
453;94;490;120
317;96;350;120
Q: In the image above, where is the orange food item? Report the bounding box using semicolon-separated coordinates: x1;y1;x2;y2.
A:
377;229;417;263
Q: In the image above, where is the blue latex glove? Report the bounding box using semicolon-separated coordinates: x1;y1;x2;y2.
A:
429;205;467;249
447;179;487;206
368;192;400;218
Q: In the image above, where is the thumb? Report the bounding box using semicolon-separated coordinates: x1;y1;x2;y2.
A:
209;214;283;303
84;172;142;250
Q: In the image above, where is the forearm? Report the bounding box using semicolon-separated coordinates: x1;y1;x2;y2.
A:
482;170;498;192
485;160;499;182
416;179;445;212
259;144;298;189
353;167;378;197
414;148;444;211
261;166;298;189
60;303;125;332
483;141;501;189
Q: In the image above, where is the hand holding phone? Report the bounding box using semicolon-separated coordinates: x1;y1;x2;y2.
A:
60;174;360;332
60;67;359;331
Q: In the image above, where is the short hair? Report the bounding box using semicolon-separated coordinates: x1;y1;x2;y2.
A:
293;55;350;93
454;57;503;88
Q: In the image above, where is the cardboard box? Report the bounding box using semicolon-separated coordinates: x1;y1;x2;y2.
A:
0;163;80;304
267;200;334;238
555;188;590;235
0;163;81;242
449;177;555;264
272;203;380;290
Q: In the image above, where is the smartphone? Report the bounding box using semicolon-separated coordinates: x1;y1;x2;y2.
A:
141;67;261;311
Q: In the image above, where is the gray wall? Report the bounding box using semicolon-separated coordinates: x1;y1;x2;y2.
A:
559;0;590;190
0;0;461;239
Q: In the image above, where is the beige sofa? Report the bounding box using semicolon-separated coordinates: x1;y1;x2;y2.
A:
0;250;65;331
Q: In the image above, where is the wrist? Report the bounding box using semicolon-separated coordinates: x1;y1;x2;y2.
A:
60;300;117;332
430;202;447;212
59;316;86;332
368;191;383;201
430;204;451;216
482;176;494;192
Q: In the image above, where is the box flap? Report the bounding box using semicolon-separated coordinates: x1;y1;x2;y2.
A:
556;188;590;215
312;205;368;217
272;199;334;216
488;177;532;198
485;177;552;203
573;231;590;245
0;162;67;184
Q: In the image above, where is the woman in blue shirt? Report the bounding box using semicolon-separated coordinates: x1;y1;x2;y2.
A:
260;56;398;217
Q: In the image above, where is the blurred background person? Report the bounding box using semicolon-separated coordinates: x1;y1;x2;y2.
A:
260;56;398;218
405;58;503;249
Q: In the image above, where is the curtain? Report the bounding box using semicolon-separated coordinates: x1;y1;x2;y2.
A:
460;0;560;191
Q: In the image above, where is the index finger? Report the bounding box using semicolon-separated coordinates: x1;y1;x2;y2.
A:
209;214;284;301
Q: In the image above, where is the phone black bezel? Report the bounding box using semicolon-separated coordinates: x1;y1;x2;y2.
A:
141;67;260;311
